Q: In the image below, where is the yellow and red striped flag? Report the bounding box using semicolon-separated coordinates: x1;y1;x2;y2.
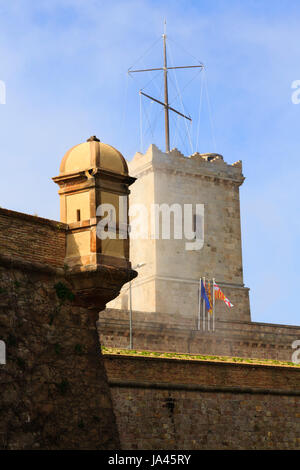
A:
207;281;213;315
214;283;234;308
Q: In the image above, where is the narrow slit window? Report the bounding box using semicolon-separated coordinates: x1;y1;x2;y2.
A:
77;209;81;222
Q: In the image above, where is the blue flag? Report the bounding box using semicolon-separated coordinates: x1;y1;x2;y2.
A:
201;280;211;311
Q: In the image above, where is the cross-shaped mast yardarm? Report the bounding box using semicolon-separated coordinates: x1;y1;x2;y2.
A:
128;25;204;152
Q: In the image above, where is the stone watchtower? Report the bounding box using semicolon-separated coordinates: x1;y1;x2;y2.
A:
53;136;136;306
107;144;251;324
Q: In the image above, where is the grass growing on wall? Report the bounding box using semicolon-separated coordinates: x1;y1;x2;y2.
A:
102;346;300;368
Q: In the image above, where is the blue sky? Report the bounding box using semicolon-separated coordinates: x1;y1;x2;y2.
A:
0;0;299;326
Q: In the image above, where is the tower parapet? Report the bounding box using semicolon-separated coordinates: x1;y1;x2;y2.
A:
130;145;244;184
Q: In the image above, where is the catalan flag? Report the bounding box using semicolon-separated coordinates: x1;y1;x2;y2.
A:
214;283;234;308
207;281;213;315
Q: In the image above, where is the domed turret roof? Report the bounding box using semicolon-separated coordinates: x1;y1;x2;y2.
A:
59;136;128;175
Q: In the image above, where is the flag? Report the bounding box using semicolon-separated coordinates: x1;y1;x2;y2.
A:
201;280;211;311
207;281;213;315
214;283;234;308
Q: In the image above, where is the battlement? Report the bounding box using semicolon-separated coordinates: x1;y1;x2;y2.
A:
130;144;244;184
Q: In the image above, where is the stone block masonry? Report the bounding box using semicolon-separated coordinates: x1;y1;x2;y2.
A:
0;207;134;449
0;261;120;449
0;208;66;268
104;353;300;450
99;308;300;362
108;145;250;322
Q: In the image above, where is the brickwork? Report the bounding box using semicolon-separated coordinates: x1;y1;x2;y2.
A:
104;354;300;450
0;208;66;268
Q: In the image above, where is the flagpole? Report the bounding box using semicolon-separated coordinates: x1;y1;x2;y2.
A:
208;279;210;332
203;276;206;331
213;277;215;332
129;280;133;349
198;277;201;330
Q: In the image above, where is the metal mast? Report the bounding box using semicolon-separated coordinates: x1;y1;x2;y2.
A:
128;24;204;153
163;31;170;152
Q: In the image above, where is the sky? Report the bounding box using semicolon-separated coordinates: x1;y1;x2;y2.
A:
0;0;299;326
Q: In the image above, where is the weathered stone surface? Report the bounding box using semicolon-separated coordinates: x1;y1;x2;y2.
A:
0;264;120;449
99;308;300;362
104;354;300;450
0;208;66;269
0;137;137;450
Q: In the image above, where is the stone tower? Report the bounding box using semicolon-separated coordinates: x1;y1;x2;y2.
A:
107;144;251;323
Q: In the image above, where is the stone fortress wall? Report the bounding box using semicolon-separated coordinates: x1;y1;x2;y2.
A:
0;208;120;449
0;137;137;449
104;353;300;450
99;308;300;362
0;208;66;268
